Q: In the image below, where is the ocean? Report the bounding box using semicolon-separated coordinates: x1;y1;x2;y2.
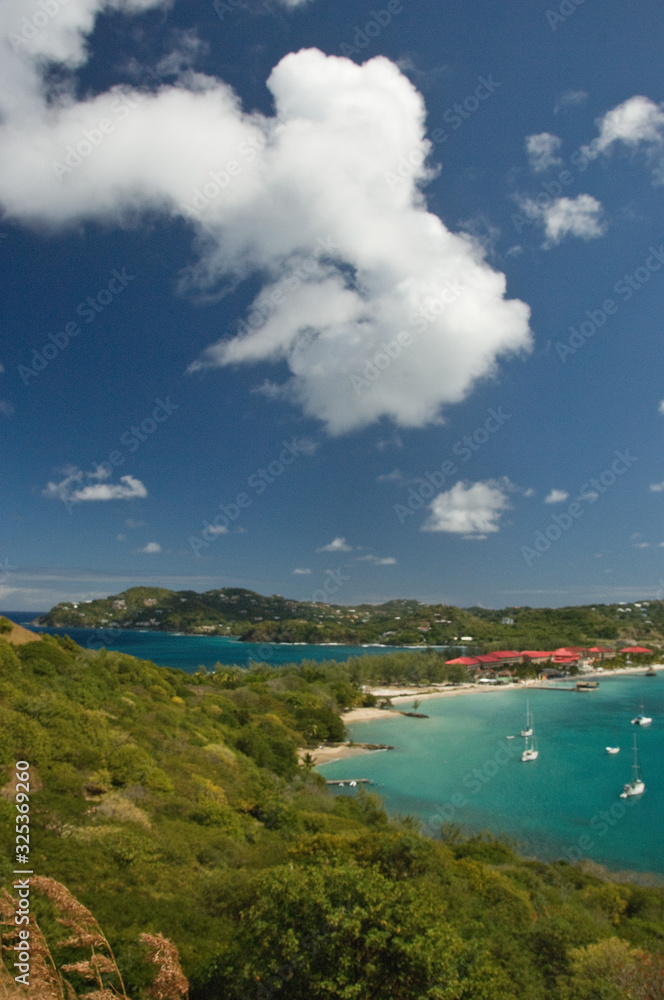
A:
319;676;664;878
4;613;464;672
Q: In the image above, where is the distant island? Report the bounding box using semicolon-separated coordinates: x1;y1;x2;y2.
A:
37;587;664;651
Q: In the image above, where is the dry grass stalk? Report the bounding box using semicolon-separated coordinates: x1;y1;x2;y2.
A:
0;881;190;1000
139;934;189;1000
30;879;127;999
0;888;64;1000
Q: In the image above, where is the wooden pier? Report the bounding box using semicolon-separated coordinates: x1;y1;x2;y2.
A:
326;778;373;786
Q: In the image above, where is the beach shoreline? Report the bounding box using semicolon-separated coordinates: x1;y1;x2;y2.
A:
339;664;663;726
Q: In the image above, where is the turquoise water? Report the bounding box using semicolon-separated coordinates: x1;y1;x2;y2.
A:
6;614;462;673
319;676;664;877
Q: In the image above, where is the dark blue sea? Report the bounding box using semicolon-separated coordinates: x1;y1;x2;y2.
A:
4;613;462;673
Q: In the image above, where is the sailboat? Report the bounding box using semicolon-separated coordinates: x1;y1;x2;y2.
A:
520;698;533;737
521;704;538;761
620;734;645;798
631;701;652;726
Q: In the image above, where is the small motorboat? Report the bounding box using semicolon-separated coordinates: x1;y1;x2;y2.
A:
605;747;620;754
631;701;652;726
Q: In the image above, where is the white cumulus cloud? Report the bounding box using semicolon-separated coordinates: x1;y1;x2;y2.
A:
317;537;352;553
519;194;606;247
583;95;664;161
526;132;563;172
422;480;512;538
650;481;664;492
136;542;161;553
292;567;311;574
356;555;397;565
0;9;532;436
544;489;569;504
43;466;148;503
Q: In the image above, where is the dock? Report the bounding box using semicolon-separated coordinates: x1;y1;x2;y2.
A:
537;681;600;692
326;778;373;786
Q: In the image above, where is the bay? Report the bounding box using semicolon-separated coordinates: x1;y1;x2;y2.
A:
319;675;664;877
4;613;462;672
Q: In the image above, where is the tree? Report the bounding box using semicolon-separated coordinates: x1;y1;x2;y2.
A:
195;862;517;999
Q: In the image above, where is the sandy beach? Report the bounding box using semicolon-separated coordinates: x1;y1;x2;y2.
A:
298;742;393;765
339;665;663;726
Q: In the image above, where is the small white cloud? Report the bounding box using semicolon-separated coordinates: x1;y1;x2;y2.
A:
544;489;569;504
523;488;535;498
658;400;664;415
205;525;228;535
125;518;145;529
356;555;397;565
117;534;127;541
292;567;312;574
526;133;563;172
137;542;161;553
633;542;651;549
0;400;14;416
317;537;352;552
43;468;148;504
422;480;511;537
376;469;403;483
583;95;664;163
554;90;589;114
520;194;607;247
579;490;599;502
650;481;664;492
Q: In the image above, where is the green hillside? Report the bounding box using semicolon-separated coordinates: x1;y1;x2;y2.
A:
0;630;663;999
40;587;664;650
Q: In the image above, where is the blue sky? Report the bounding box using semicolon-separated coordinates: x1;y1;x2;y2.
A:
2;0;664;611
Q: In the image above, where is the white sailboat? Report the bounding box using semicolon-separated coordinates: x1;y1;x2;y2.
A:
520;698;533;737
631;701;652;726
620;734;645;798
605;747;620;754
521;703;538;761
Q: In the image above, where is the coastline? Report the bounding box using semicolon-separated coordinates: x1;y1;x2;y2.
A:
339;665;663;728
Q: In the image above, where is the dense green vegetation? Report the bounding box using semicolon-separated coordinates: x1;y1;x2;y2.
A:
1;632;663;999
40;586;664;650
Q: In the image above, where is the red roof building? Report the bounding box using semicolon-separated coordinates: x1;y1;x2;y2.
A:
620;646;653;654
520;651;553;660
475;653;503;665
445;656;480;666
